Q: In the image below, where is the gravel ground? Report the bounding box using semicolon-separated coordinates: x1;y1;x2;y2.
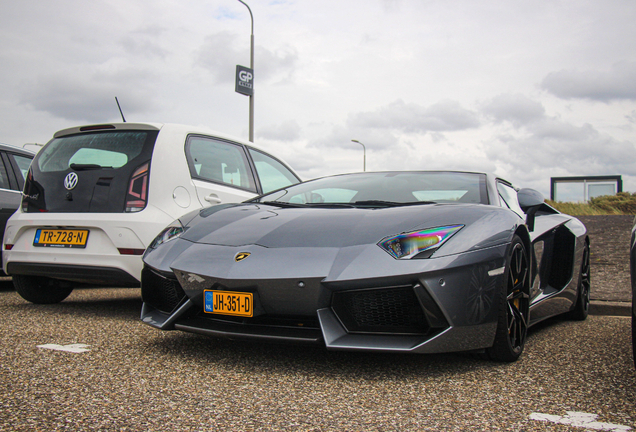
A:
577;215;633;302
0;285;634;431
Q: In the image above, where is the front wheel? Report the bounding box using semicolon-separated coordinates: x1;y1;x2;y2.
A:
12;275;74;304
487;236;530;362
567;242;590;321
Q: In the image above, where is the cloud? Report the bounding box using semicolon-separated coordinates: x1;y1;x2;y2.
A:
195;32;242;84
541;62;636;102
195;31;298;84
119;25;170;59
482;93;636;175
347;99;480;133
308;124;400;151
485;118;636;180
21;69;155;123
482;93;545;126
257;120;301;141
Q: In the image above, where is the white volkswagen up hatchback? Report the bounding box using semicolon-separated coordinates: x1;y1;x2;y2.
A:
3;123;301;303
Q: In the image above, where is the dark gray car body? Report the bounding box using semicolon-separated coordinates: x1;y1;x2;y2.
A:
140;171;588;354
630;216;635;367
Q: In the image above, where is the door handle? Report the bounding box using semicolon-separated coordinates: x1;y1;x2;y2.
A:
204;193;222;204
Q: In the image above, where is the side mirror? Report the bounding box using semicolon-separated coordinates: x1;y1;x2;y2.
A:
517;188;544;232
517;188;544;211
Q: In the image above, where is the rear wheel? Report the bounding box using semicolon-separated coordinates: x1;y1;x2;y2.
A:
12;275;74;304
567;242;590;321
487;236;530;362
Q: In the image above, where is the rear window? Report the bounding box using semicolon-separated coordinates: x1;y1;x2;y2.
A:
22;129;157;213
37;131;148;172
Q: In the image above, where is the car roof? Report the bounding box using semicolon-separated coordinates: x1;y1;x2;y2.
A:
52;122;271;154
0;142;36;157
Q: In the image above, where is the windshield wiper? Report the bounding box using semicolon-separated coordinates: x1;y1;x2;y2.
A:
260;201;305;208
70;163;112;171
304;203;355;208
353;200;436;208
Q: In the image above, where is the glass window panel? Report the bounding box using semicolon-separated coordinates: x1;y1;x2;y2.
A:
187;137;256;192
248;149;299;193
497;182;525;218
588;183;616;199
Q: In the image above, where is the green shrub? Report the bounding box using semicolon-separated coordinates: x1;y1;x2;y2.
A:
546;192;636;215
589;192;636;214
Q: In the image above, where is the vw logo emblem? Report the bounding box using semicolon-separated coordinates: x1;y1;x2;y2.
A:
64;172;78;190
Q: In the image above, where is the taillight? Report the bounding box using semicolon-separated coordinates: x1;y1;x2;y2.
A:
125;162;149;212
21;170;30;212
118;248;146;255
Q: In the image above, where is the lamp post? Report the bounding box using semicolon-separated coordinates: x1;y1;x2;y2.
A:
237;0;254;142
351;140;366;171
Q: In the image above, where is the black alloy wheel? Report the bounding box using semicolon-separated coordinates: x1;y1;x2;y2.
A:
488;236;530;362
568;242;591;321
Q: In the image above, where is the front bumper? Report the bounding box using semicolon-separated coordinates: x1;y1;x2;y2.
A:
140;242;508;354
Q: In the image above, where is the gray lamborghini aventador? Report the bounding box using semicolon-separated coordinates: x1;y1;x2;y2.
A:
140;171;590;362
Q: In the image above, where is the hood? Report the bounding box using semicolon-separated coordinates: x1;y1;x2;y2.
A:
180;203;518;253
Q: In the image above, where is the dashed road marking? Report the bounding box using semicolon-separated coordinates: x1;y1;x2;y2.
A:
37;343;90;353
529;411;631;431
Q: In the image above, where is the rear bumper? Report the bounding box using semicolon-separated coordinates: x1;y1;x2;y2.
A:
2;208;174;283
7;262;139;286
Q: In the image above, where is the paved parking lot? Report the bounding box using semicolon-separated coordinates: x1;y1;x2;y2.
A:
0;283;634;431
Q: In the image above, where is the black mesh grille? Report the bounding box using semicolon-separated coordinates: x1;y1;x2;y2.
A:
141;267;187;314
332;286;429;334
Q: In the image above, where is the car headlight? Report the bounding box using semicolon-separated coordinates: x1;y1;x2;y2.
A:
378;225;464;259
149;220;186;249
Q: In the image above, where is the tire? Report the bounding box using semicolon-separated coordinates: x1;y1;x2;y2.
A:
487;235;530;362
12;275;74;304
632;308;635;369
567;242;591;321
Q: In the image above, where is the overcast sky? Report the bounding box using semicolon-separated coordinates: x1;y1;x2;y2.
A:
1;0;635;197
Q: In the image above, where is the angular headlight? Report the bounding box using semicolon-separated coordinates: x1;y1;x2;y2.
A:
149;220;186;249
378;225;464;259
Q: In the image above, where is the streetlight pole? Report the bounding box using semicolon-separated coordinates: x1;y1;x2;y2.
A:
351;139;366;172
237;0;254;142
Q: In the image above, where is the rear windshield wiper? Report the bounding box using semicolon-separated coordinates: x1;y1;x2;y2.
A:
70;163;112;171
352;200;436;208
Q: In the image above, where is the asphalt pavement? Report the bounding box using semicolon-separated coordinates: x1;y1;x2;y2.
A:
589;274;632;317
0;283;634;431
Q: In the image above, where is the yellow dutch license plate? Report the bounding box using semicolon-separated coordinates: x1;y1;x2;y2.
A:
204;290;253;317
34;229;89;248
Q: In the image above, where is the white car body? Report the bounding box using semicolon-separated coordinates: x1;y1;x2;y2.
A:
3;123;300;296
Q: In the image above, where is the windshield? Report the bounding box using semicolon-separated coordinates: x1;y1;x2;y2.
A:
252;171;489;207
